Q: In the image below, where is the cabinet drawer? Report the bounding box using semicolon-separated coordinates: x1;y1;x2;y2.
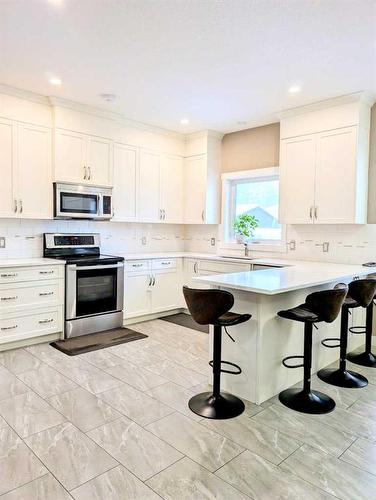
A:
0;307;62;344
199;260;251;274
0;266;63;284
0;280;63;312
152;258;177;270
126;260;150;272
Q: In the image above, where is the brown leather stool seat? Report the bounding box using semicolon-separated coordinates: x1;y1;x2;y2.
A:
183;286;252;420
277;286;347;415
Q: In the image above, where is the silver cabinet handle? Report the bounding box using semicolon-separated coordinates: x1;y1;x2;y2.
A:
152;275;156;286
132;263;143;268
193;262;198;273
39;291;54;296
148;274;152;286
1;296;18;301
163;209;166;220
39;318;54;324
39;270;54;275
309;206;313;220
84;166;87;180
87;166;91;180
1;325;18;331
159;209;163;220
14;199;18;213
1;273;18;278
19;199;23;213
314;206;318;220
201;210;205;222
161;262;171;265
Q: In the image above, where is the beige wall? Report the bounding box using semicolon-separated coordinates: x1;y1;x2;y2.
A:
221;122;280;173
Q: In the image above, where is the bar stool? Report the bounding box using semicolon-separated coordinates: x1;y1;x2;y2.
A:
277;287;347;414
318;279;376;388
347;274;376;367
183;286;251;419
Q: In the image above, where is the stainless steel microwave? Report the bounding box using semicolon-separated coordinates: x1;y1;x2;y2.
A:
53;183;113;220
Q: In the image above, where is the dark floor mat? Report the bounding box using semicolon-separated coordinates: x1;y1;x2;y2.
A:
161;313;209;334
50;327;148;356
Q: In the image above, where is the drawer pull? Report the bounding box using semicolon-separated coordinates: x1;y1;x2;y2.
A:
1;296;18;301
161;262;171;265
1;325;18;331
39;292;54;296
132;263;143;267
39;318;54;324
39;270;54;275
1;273;18;278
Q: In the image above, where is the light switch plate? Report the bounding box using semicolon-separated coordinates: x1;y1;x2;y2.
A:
0;237;5;248
141;236;147;246
211;238;216;246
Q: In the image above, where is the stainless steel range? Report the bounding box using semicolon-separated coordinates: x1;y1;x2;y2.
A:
44;233;124;338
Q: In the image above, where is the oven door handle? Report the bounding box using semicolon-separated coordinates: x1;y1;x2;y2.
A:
67;263;124;271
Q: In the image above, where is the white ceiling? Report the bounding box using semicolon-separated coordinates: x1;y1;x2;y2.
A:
0;0;375;133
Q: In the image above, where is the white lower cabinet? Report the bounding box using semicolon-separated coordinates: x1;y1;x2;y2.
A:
0;264;64;348
124;259;180;320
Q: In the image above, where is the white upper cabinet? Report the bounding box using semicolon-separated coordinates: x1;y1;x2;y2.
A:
112;143;138;222
279;135;316;224
279;98;371;224
184;132;222;224
160;154;184;223
54;129;86;184
86;136;112;186
0;119;16;218
0;118;52;219
54;128;113;187
17;123;52;219
138;149;161;222
184;155;207;223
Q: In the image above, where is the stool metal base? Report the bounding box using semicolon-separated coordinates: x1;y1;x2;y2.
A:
317;367;368;388
279;388;335;414
347;351;376;368
188;391;245;419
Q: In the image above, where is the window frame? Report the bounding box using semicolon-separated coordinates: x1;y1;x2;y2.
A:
220;167;286;253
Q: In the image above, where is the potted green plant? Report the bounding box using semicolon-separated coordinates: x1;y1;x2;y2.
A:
233;214;259;244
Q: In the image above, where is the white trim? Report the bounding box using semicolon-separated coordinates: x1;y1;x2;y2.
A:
221;167;285;253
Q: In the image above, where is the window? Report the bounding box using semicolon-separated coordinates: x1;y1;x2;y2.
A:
222;167;284;250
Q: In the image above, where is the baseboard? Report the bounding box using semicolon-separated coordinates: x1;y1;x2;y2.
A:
123;308;185;326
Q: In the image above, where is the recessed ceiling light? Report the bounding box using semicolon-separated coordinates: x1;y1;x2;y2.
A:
289;85;301;94
100;93;117;102
180;118;189;125
48;0;64;5
49;77;62;86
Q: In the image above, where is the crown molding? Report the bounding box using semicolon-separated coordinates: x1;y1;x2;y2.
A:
185;129;224;141
0;83;49;106
48;96;123;121
278;91;375;120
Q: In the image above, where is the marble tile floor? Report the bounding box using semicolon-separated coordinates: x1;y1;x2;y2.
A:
0;319;376;498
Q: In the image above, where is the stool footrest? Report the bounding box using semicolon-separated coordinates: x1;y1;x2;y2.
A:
349;326;366;334
282;355;304;369
209;360;242;375
321;337;341;348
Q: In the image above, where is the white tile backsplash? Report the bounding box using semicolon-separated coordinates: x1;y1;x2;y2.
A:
0;219;185;259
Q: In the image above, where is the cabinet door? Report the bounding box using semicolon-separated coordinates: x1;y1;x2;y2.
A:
152;270;179;313
17;123;52;219
0;119;16;217
87;136;113;186
138;149;161;222
184;155;206;223
279;135;316;224
160;155;184;223
314;126;358;223
123;272;152;319
54;129;87;183
112;144;138;221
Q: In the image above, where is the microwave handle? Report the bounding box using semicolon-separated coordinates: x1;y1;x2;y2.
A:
67;263;123;272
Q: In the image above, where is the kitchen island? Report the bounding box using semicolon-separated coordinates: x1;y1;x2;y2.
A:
194;260;372;404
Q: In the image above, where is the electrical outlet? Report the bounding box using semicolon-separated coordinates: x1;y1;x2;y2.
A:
323;241;329;253
0;237;5;248
288;240;296;251
141;236;147;246
210;238;216;246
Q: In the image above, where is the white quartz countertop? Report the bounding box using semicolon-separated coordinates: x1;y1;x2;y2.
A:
120;252;271;264
193;261;372;295
0;258;66;268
